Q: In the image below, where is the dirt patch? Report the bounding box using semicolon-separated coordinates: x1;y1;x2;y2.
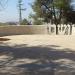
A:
0;38;10;41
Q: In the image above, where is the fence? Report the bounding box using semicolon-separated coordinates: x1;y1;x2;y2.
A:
0;25;74;36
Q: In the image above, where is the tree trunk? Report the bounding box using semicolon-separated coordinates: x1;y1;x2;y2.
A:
56;24;58;35
70;24;72;35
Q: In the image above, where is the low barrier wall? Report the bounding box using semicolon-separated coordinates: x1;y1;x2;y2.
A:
0;25;48;36
0;25;74;36
72;25;75;35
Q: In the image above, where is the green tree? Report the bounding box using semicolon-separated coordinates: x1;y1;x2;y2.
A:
29;14;43;25
33;19;43;25
31;0;72;34
21;19;29;25
53;0;72;34
53;0;72;24
31;0;52;24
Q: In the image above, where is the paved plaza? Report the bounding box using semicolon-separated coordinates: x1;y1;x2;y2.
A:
0;35;75;75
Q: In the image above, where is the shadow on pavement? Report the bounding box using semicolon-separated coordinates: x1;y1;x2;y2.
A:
0;44;75;75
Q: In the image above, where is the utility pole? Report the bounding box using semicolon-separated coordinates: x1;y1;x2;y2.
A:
18;0;26;25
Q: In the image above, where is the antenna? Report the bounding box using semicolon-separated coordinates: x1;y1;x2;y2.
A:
18;0;26;25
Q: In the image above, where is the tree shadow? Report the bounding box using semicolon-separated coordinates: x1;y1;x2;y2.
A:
0;44;75;75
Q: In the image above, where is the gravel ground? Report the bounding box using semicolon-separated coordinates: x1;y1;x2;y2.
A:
0;35;75;75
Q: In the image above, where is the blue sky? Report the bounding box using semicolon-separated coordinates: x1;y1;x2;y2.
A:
71;0;75;9
0;0;75;23
0;0;34;22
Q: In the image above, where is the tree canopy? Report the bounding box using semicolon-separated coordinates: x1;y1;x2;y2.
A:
21;19;30;25
31;0;73;24
31;0;73;34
